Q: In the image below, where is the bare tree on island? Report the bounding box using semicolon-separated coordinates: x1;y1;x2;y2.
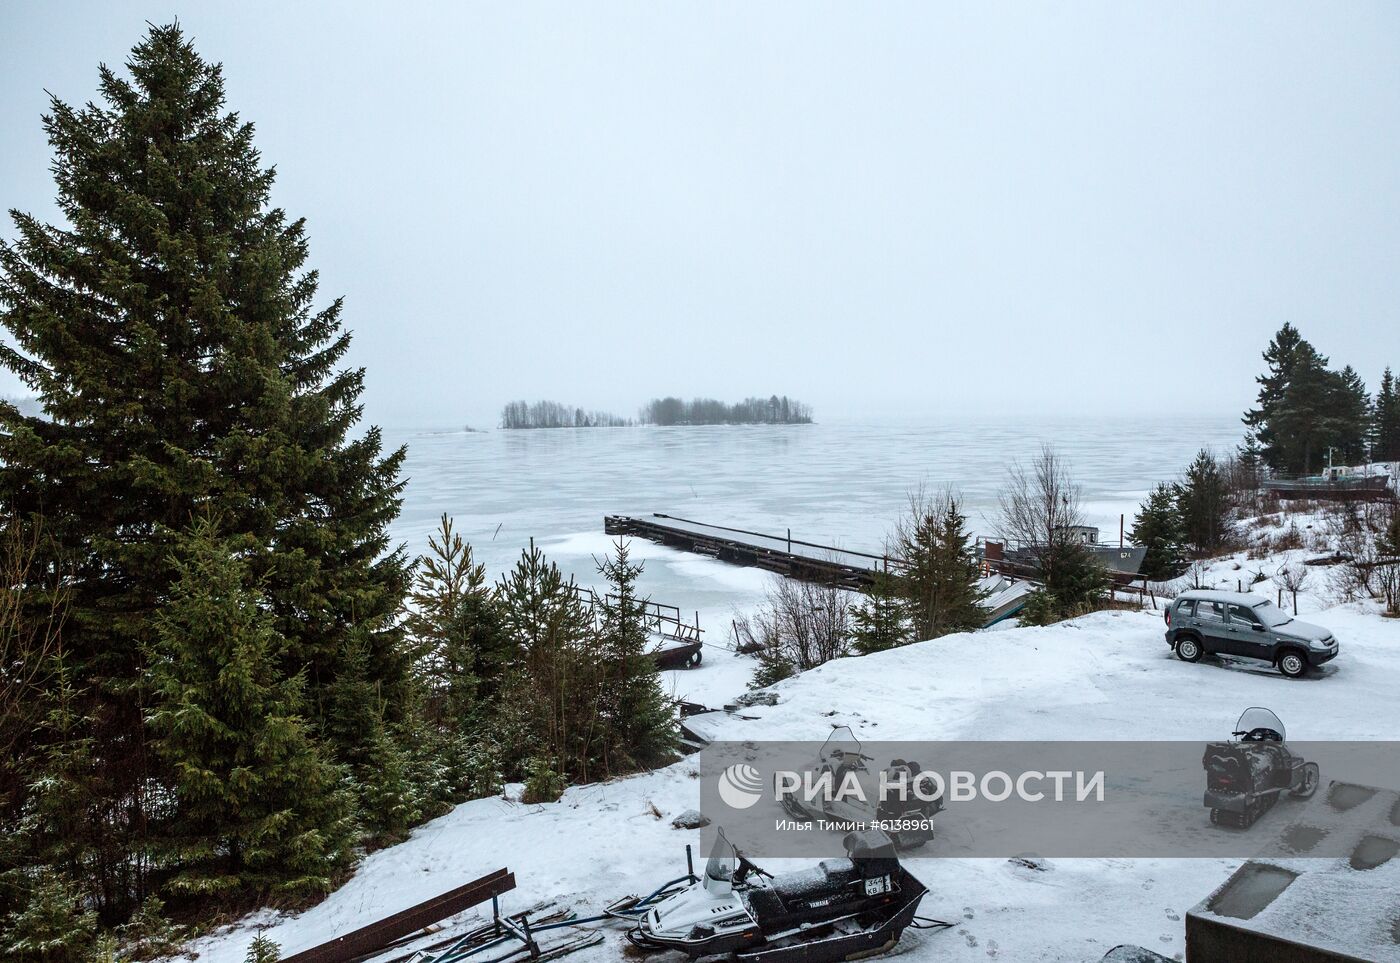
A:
997;445;1109;624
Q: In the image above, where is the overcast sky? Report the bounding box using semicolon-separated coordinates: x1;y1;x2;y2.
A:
3;2;1400;428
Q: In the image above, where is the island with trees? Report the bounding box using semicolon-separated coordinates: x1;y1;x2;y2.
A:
499;394;813;428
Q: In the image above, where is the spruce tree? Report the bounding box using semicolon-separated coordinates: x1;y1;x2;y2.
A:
850;569;912;654
894;493;986;641
1374;367;1400;463
0;870;99;963
1019;542;1110;625
1332;365;1371;464
0;25;410;912
1130;483;1186;581
145;520;355;899
1175;450;1233;557
7;650;117;924
320;629;421;844
1243;323;1306;471
594;540;677;776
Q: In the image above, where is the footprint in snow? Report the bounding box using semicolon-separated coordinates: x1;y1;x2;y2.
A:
958;929;978;948
1165;909;1180;921
962;906;975;919
985;938;999;957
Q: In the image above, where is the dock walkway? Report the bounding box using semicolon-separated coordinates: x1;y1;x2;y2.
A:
604;513;895;591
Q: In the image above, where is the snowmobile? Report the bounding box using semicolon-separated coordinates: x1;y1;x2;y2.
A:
627;827;933;962
776;727;944;849
1203;707;1320;828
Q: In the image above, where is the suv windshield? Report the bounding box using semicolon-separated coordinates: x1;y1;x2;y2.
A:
1251;601;1293;627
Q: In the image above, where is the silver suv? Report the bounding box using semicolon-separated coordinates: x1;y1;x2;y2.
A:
1164;590;1338;678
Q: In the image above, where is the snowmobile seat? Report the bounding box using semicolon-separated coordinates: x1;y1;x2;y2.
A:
844;830;900;878
815;857;860;888
743;884;787;920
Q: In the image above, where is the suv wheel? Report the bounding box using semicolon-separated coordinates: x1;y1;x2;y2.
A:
1175;637;1203;663
1278;650;1307;678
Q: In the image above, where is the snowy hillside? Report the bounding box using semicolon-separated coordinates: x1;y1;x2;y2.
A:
182;537;1400;963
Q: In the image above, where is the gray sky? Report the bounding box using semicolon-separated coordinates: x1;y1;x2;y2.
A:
3;2;1400;428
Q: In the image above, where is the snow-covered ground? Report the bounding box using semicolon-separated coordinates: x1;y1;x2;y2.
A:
183;536;1400;963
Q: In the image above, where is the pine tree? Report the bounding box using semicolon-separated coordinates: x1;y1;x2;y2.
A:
1130;483;1186;581
145;520;355;899
1374;367;1400;463
1176;450;1233;557
406;515;513;720
849;569;911;654
894;492;986;641
495;542;596;783
0;25;411;912
593;540;677;776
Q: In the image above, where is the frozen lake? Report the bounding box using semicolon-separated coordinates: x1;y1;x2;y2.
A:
383;415;1242;696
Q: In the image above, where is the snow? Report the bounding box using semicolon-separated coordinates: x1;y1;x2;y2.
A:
181;540;1400;963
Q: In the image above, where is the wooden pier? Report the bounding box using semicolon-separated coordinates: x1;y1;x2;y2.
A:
605;513;897;591
604;514;1152;603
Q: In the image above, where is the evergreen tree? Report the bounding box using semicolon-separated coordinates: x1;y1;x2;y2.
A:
113;896;182;958
593;540;677;776
495;542;597;783
145;520;355;899
894;492;986;641
1332;365;1371;464
1270;341;1336;475
1175;450;1233;557
320;630;421;844
244;934;281;963
0;25;411;913
405;515;513;719
1374;367;1400;463
1018;541;1110;626
9;651;98;895
0;870;99;963
1379;510;1400;559
1130;483;1186;581
849;569;912;654
1243;323;1307;471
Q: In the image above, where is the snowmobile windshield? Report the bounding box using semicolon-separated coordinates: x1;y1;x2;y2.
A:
820;726;862;766
704;831;737;884
1251;601;1293;627
1235;707;1285;742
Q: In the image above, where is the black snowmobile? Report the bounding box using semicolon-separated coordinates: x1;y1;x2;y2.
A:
1203;707;1320;828
776;727;944;850
627;828;933;961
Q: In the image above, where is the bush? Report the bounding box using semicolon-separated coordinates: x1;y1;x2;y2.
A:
733;578;853;688
521;756;567;804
